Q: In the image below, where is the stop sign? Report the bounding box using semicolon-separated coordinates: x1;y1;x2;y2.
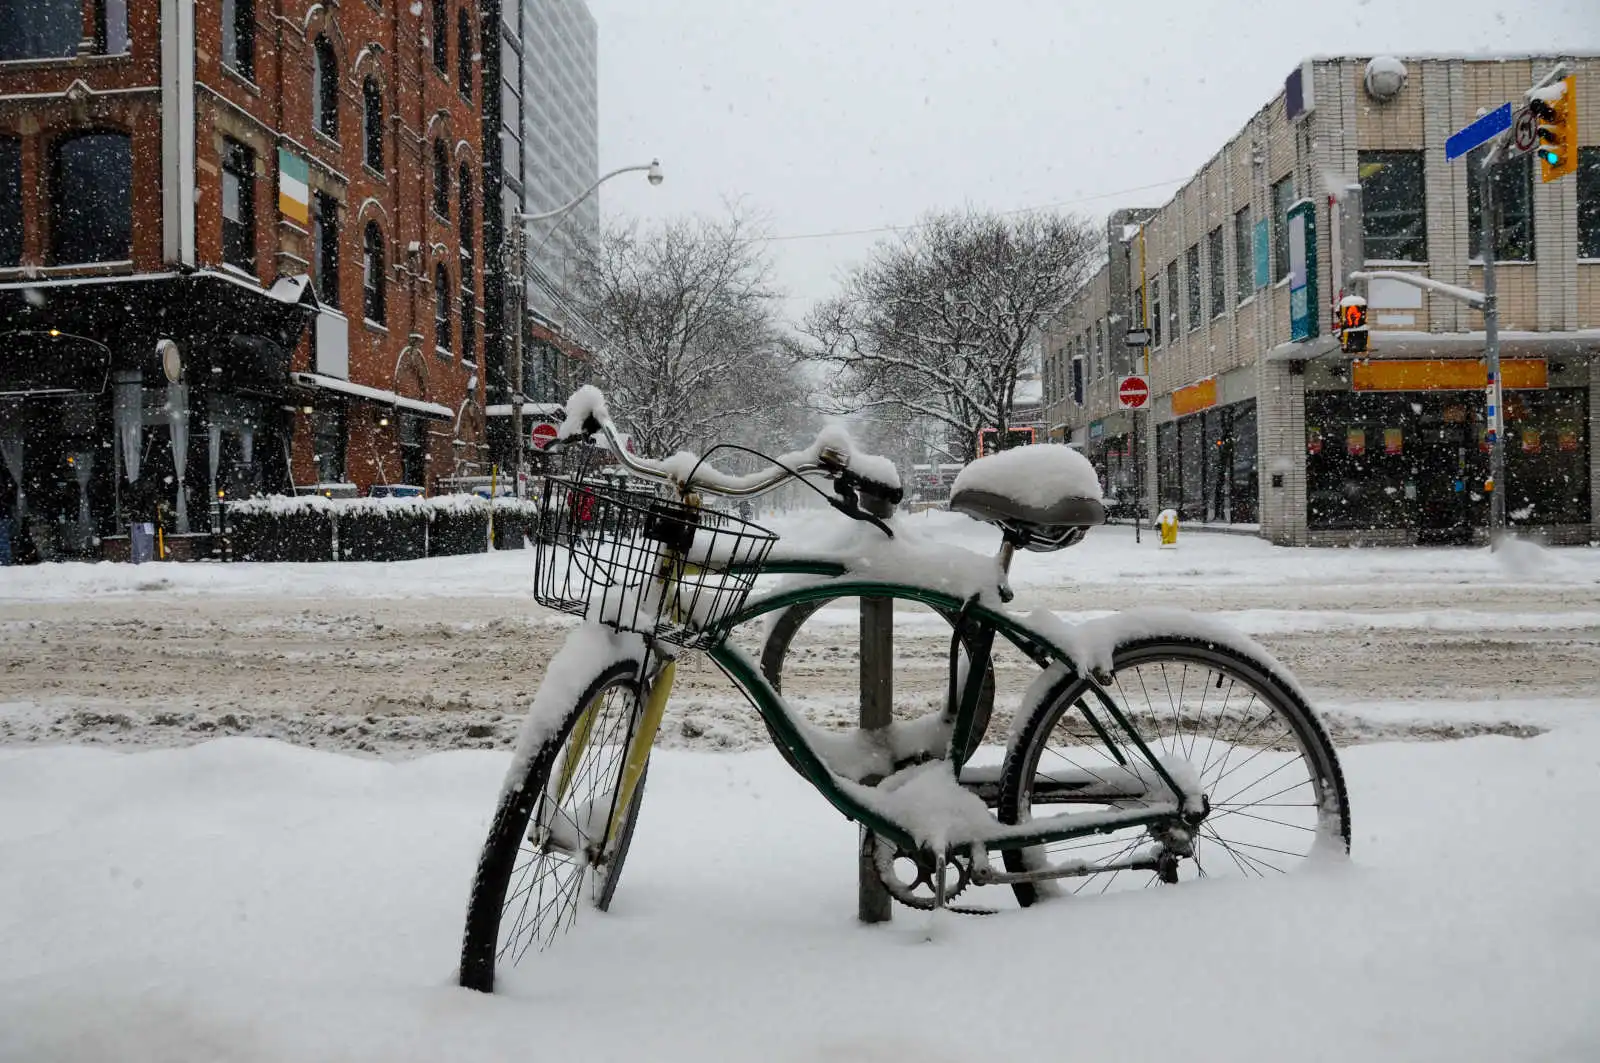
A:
530;421;558;449
1118;375;1151;410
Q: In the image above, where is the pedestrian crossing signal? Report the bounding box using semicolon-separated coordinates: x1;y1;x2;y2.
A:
1528;76;1577;183
1337;297;1368;355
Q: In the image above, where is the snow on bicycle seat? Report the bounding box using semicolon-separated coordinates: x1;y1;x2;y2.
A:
949;445;1106;539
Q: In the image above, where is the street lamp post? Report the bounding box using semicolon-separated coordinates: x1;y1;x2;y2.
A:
503;159;663;493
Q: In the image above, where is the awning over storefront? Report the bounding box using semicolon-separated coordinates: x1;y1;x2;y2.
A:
290;371;452;420
1264;329;1600;363
484;401;565;418
0;269;319;394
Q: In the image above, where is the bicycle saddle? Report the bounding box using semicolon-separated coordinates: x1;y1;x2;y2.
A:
948;445;1106;550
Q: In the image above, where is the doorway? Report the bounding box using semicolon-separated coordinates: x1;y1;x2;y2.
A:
1411;418;1478;544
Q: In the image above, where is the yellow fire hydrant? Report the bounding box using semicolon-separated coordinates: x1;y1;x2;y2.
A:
1157;508;1179;548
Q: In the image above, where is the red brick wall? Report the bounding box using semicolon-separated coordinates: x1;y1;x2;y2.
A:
0;0;487;496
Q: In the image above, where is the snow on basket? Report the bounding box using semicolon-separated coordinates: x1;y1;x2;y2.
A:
950;444;1103;508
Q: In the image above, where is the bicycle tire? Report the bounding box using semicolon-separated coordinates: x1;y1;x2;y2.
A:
997;636;1350;907
460;659;647;993
758;596;997;769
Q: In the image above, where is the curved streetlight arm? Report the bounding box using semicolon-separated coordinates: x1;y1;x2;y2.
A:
512;159;663;224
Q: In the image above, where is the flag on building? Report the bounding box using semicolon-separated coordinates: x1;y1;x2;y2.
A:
278;148;309;226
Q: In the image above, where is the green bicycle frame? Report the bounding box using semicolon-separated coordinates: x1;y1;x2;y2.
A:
700;558;1193;859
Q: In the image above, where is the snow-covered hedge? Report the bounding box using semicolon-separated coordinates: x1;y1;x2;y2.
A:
228;494;541;520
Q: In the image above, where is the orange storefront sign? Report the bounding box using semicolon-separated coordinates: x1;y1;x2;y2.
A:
1350;359;1548;392
1171;377;1218;416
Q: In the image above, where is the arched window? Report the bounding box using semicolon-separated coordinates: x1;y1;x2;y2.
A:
51;131;133;264
313;35;339;140
460;279;476;364
362;221;386;324
432;140;449;219
362;77;383;172
431;0;447;73
457;164;473;258
434;263;451;354
456;8;472;97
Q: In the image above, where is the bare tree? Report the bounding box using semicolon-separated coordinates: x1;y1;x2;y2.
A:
801;209;1100;463
563;207;807;460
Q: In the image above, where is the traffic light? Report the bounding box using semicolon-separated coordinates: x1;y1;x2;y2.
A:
1337;296;1368;354
1528;76;1577;183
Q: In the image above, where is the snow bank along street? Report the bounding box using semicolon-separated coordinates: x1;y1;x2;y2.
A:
1;512;1596;753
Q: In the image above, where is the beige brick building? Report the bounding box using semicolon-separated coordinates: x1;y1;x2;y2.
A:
1043;53;1600;546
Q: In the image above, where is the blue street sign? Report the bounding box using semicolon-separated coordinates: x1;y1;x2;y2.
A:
1445;104;1512;160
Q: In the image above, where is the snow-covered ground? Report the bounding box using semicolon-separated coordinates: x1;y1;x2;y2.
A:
2;511;1599;1058
3;727;1599;1061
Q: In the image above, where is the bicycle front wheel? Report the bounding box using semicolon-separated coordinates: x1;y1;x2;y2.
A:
460;659;648;992
997;636;1349;905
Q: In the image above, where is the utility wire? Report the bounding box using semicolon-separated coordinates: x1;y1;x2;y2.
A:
753;176;1190;244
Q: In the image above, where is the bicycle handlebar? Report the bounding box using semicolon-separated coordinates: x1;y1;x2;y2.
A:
553;385;902;505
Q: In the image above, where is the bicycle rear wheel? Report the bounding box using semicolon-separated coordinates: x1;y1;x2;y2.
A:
460;660;648;992
997;637;1349;906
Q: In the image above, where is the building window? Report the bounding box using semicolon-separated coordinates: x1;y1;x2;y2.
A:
0;0;81;60
222;0;254;78
1577;148;1600;259
313;35;339;140
1165;261;1178;342
362;78;383;172
312;192;339;310
1093;320;1105;379
458;165;473;259
1185;244;1201;330
1468;153;1535;261
1233;205;1253;301
1150;276;1162;348
434;264;452;354
362;221;386;324
1271;175;1294;281
0;137;19;267
457;8;473;98
51;130;132;264
97;0;129;55
221;138;255;272
311;405;346;484
399;415;426;487
1360;151;1426;262
432;140;449;219
432;0;448;73
461;284;476;364
1207;226;1226;318
1071;356;1084;406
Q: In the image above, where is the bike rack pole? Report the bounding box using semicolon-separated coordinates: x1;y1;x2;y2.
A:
858;595;894;923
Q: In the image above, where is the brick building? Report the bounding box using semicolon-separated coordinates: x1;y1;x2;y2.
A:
0;0;486;560
1044;53;1600;546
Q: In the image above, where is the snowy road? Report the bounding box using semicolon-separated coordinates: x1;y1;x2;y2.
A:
1;513;1596;753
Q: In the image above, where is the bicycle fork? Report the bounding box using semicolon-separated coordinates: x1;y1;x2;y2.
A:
543;656;678;859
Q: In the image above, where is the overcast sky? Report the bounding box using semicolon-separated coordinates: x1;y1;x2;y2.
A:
586;0;1600;324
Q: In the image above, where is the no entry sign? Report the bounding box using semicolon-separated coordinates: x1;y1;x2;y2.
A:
530;421;559;449
1118;375;1151;410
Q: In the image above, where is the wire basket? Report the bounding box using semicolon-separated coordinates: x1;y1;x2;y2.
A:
533;477;779;650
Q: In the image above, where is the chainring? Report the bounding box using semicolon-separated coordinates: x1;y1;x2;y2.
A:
870;837;994;915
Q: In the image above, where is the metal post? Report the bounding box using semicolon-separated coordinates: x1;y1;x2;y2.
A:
1135;225;1148;544
1478;158;1506;540
858;595;893;923
507;225;526;496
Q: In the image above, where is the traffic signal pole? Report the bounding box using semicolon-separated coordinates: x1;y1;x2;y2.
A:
1477;158;1506;538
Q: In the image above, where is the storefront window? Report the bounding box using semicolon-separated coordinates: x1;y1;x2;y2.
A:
1157;421;1180;510
1504;389;1589;527
311;406;346;484
1179;414;1203;519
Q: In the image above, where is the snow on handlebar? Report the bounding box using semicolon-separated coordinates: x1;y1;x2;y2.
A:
555;384;901;500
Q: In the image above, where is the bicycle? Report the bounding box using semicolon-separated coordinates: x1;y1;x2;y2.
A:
459;386;1351;993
